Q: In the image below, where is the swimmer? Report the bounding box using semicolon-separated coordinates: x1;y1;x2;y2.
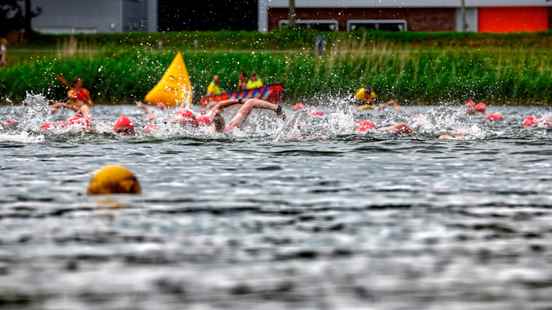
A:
465;99;487;115
205;98;285;133
51;76;93;113
237;72;248;92
438;131;466;140
353;85;400;112
138;98;284;134
207;75;225;96
355;120;413;135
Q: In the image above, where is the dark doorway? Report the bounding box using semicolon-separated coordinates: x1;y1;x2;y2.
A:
158;0;258;31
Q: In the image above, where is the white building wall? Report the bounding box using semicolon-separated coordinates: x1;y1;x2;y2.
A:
32;0;124;33
455;8;478;32
259;0;269;32
147;0;158;32
32;0;159;33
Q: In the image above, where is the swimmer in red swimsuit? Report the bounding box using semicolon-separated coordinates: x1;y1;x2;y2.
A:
50;76;94;113
41;76;93;131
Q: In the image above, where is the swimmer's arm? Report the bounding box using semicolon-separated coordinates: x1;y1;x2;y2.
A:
62;103;80;112
209;98;241;112
56;75;71;89
50;101;74;113
79;105;92;118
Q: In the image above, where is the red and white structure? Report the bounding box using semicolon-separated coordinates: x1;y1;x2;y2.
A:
258;0;552;33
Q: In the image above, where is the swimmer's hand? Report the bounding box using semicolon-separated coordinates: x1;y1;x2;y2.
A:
276;105;286;121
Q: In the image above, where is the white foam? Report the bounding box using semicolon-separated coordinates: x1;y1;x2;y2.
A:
0;132;45;144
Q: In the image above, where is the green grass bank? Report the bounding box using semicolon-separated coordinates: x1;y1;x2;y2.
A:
2;47;551;105
2;30;552;105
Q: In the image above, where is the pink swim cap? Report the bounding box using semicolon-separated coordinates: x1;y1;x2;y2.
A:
143;123;158;134
356;120;376;133
474;102;487;113
292;102;305;111
522;115;539;128
309;111;326;118
113;115;135;134
486;112;504;122
196;115;213;126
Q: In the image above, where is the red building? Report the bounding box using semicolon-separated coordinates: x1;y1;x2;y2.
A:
258;0;552;33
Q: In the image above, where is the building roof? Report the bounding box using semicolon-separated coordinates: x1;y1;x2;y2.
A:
267;0;552;8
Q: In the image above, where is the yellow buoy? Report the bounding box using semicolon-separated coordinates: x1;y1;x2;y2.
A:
87;165;141;195
144;52;193;108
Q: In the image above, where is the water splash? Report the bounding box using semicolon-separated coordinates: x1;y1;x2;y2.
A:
1;94;551;143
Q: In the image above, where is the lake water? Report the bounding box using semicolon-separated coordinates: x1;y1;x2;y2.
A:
1;99;552;309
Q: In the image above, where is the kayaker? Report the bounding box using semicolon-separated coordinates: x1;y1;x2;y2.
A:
246;72;264;90
353;85;400;111
237;71;248;92
207;75;225;96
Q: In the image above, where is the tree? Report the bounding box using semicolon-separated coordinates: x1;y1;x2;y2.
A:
0;0;41;36
23;0;41;35
288;0;296;28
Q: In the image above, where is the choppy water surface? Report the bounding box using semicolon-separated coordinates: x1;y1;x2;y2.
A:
2;99;552;310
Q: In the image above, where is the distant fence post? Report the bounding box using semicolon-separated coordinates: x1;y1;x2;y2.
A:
460;0;468;32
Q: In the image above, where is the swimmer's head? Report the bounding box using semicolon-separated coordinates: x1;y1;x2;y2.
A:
113;115;135;135
354;85;374;102
213;114;225;133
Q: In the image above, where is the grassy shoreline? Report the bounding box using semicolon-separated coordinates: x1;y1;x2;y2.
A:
2;31;552;105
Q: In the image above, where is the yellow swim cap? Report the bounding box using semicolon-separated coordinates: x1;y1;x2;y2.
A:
87;165;141;195
355;88;366;101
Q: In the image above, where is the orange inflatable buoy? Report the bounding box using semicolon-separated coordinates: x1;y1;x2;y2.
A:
144;52;193;108
87;165;141;195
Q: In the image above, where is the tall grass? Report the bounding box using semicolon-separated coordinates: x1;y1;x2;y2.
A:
1;47;552;104
20;30;552;50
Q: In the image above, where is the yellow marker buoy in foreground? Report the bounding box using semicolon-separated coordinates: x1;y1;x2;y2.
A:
87;165;141;195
